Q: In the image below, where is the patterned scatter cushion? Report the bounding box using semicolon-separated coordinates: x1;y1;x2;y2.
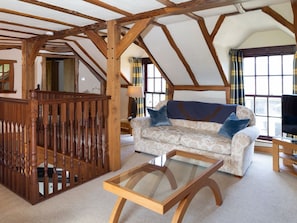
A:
147;105;172;127
218;112;249;139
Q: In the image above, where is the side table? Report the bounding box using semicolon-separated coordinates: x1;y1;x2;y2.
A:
120;119;132;135
272;137;297;176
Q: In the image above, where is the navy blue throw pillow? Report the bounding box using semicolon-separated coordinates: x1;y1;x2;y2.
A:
218;112;249;139
147;105;171;127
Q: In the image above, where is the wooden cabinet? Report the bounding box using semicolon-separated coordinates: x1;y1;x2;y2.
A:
272;137;297;176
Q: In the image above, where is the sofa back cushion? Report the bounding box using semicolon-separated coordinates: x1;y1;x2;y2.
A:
167;100;237;124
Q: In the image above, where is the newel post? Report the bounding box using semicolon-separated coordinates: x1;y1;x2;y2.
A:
28;90;39;204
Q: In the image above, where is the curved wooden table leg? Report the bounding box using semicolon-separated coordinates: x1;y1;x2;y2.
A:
171;178;222;223
109;197;127;223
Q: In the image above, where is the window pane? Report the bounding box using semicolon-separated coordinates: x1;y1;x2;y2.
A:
283;76;293;94
256;76;268;95
245;96;254;111
269;76;282;95
244;76;255;94
152;94;160;107
269;117;282;137
147;79;154;92
283;54;294;75
243;57;255;75
256;56;268;76
147;64;154;77
256;116;268;136
145;93;153;108
154;67;161;77
268;97;281;117
4;64;10;73
269;55;281;75
255;97;267;116
162;79;166;93
154;79;162;92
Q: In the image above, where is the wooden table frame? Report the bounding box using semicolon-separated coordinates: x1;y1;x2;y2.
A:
103;150;224;223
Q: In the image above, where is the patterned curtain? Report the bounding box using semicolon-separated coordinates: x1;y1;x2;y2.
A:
129;57;144;117
230;49;245;105
293;51;297;94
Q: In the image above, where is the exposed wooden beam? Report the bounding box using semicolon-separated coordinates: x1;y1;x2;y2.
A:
44;22;107;41
262;6;295;33
106;20;121;171
291;0;297;44
0;19;54;33
84;0;133;16
0;8;78;28
22;37;47;98
67;42;106;92
136;36;173;88
70;40;107;77
197;18;229;87
20;0;104;23
116;18;153;58
0;28;39;36
85;30;108;58
116;0;251;24
211;15;226;41
161;25;199;86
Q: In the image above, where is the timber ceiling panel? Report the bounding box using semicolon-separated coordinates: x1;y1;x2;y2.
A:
0;0;295;89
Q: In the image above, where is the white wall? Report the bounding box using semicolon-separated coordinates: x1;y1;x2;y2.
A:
78;61;101;94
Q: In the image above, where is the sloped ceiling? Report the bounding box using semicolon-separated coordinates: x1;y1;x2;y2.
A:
0;0;295;89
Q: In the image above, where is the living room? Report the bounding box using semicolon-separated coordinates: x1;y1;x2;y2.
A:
0;0;297;222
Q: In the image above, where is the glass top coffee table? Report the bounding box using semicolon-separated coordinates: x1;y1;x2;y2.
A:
103;150;223;223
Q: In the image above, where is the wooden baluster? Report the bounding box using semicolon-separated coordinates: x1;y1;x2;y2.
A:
76;102;82;183
83;102;89;163
42;104;49;197
60;103;67;189
69;102;75;186
90;101;96;177
11;122;16;192
52;104;58;193
97;100;103;169
103;99;109;171
7;121;12;188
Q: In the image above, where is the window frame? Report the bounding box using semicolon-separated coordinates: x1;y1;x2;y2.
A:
142;58;167;112
242;45;296;140
0;60;16;93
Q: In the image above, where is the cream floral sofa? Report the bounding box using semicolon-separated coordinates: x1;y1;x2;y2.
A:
131;100;260;177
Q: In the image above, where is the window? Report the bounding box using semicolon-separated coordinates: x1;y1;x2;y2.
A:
242;45;295;139
0;60;16;93
142;58;167;112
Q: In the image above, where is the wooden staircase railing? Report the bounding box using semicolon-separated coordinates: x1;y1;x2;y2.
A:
0;90;110;204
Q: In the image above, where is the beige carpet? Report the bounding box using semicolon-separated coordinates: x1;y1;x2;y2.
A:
0;135;296;223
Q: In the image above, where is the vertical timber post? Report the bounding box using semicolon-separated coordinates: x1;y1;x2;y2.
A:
107;20;121;171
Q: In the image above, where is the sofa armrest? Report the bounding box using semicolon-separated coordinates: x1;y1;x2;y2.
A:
130;117;151;129
130;117;151;139
236;126;260;142
231;126;260;154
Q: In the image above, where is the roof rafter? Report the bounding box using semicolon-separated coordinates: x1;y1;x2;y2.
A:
0;8;77;28
161;24;199;86
20;0;104;23
116;0;251;24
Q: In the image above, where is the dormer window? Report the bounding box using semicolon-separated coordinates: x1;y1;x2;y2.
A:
0;60;16;93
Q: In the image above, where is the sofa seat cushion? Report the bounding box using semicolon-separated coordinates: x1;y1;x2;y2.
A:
180;130;232;155
141;126;232;155
141;126;184;145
